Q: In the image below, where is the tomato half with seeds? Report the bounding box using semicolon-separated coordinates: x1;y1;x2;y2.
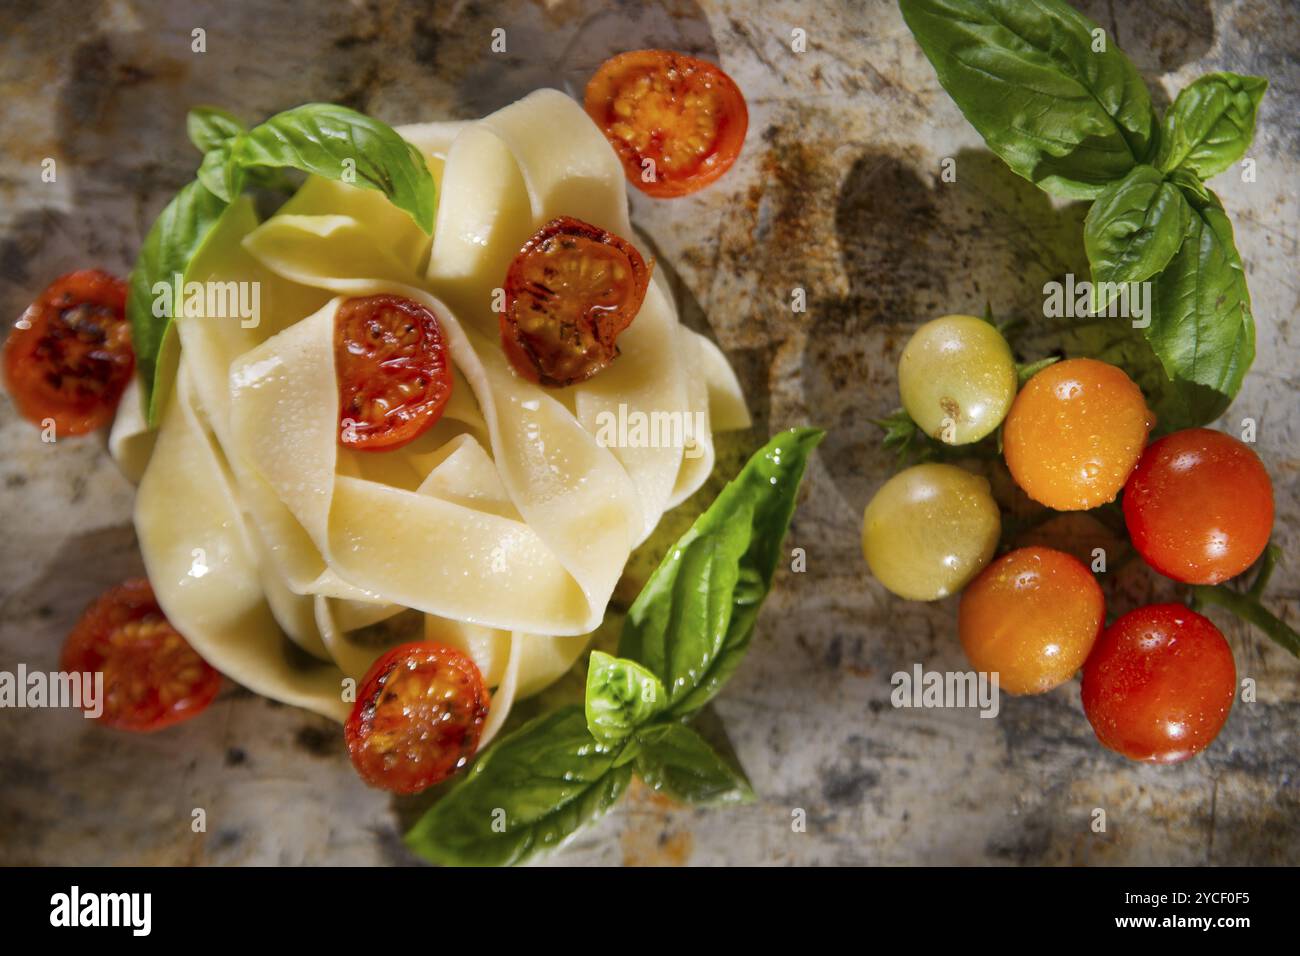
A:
345;642;490;794
61;579;221;732
501;216;651;387
1082;604;1236;763
1123;428;1274;585
335;295;453;451
3;269;133;435
585;49;748;198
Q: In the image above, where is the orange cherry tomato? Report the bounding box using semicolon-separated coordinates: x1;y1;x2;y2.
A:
345;642;490;794
1002;358;1153;511
501;216;651;387
958;547;1105;695
1082;604;1236;763
335;295;453;451
61;579;221;732
3;269;133;435
585;49;748;198
1123;428;1273;585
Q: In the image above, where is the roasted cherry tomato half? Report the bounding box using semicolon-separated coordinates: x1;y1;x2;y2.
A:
3;269;133;436
335;295;453;451
585;49;748;198
1123;428;1274;585
60;579;221;732
958;547;1104;695
1002;358;1153;511
501;216;651;387
1082;604;1236;763
345;641;490;794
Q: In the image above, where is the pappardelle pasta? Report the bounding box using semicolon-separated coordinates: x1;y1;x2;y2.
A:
8;50;826;863
110;90;749;744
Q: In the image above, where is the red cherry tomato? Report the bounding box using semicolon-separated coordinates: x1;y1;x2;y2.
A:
61;579;221;732
501;216;651;387
585;49;748;198
1123;428;1273;585
3;269;133;435
334;295;453;451
1082;604;1236;763
345;642;490;794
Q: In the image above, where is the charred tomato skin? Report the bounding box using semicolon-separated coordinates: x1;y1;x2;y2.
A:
4;269;133;435
345;641;490;794
501;216;651;387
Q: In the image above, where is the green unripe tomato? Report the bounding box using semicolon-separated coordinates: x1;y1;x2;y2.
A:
898;314;1017;445
862;463;1001;601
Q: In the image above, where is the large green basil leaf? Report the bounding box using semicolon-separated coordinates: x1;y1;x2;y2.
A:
1146;183;1255;398
1084;164;1190;309
619;428;824;716
635;723;754;806
1155;72;1267;180
404;707;632;867
233;103;435;233
584;651;667;745
899;0;1155;199
126;180;230;423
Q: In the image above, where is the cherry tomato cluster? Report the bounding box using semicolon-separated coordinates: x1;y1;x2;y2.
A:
865;314;1274;763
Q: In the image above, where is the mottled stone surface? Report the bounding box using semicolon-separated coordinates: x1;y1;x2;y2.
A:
0;0;1296;866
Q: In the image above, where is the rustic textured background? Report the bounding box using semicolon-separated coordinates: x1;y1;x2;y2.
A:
1;0;1296;865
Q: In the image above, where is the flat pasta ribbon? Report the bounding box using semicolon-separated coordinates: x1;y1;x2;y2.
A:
120;91;749;727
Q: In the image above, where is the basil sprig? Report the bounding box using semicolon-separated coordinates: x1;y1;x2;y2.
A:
405;428;824;866
899;0;1266;426
126;103;436;423
899;0;1155;199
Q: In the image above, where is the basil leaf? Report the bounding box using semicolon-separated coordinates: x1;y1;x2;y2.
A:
635;722;754;806
196;142;245;203
900;0;1155;199
1084;165;1191;310
622;509;753;711
126;180;230;423
188;109;292;199
404;707;632;867
619;427;824;716
1146;184;1255;398
234;103;435;233
584;651;667;745
186;106;244;154
1155;72;1267;180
